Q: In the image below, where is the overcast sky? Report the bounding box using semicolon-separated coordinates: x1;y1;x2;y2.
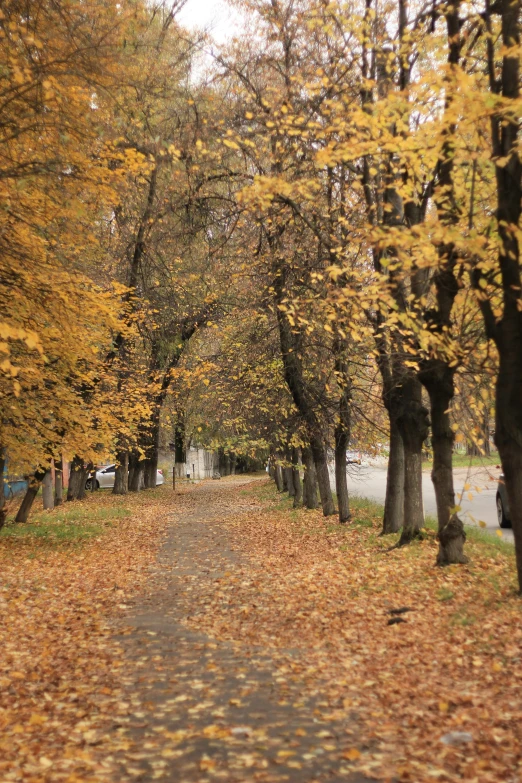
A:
178;0;239;42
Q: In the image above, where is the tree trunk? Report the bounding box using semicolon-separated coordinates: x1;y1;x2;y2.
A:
230;453;237;475
77;464;89;501
275;464;284;492
281;455;289;491
334;391;351;523
382;418;404;534
421;363;467;564
292;448;302;508
494;337;522;589
302;445;319;510
143;416;160;489
311;439;336;516
113;450;129;495
397;378;429;545
174;415;186;477
128;452;143;492
284;466;294;494
274;273;335;516
42;470;54;510
284;448;295;497
54;462;63;506
67;456;85;501
334;443;350;523
16;485;40;523
15;468;46;523
128;451;137;491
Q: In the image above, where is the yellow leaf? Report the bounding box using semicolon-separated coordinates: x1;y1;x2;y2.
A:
29;712;47;725
342;748;361;761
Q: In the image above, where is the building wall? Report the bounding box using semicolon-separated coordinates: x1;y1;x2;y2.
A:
174;447;218;480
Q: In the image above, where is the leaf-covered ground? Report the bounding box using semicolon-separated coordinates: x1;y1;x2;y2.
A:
1;477;521;782
185;480;522;783
0;487;174;782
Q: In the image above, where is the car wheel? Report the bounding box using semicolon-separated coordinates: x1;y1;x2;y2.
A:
497;493;511;528
85;478;92;491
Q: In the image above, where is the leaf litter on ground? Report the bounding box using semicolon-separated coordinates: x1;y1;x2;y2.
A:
2;477;522;783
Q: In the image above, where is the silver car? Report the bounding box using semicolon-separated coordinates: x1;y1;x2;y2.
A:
86;464;165;490
496;474;511;528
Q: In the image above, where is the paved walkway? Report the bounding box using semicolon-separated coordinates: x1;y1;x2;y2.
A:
110;478;375;782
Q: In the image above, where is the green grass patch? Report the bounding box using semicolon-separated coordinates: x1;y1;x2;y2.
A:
436;587;455;602
423;452;500;468
1;504;130;546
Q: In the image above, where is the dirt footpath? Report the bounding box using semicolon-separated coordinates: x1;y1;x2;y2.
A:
110;477;374;783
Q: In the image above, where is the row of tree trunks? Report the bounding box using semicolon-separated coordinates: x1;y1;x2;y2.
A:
270;446;319;511
273;265;336;517
14;455;84;523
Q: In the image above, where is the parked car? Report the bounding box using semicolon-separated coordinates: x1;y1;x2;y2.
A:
347;450;362;465
496;474;511;528
86;464;164;490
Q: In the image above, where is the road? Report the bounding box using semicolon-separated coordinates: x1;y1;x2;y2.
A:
329;462;514;544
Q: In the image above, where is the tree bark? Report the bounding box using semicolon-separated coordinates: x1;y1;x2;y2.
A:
302;446;319;509
292;447;302;507
113;450;129;495
128;452;144;492
397;378;429;545
311;439;336;516
16;485;40;523
275;463;284;492
54;462;63;506
420;362;467;564
67;456;86;501
284;449;295;497
274;270;335;516
143;414;160;488
42;470;54;510
334;379;351;523
382;418;404;534
15;468;46;523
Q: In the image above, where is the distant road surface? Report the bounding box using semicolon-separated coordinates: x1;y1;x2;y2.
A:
329;462;514;544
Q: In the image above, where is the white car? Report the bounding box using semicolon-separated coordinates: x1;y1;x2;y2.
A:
86;464;164;490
